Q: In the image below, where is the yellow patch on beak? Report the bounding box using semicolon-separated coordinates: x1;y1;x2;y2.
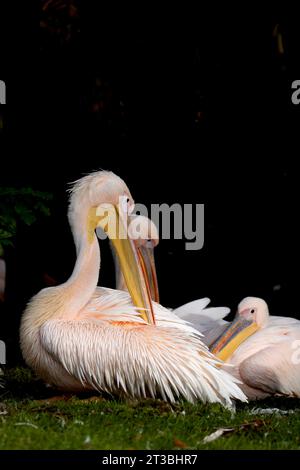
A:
87;207;103;243
211;318;259;362
94;203;155;325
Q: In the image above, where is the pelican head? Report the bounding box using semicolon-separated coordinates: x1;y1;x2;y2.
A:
68;171;134;235
211;296;270;362
128;215;159;248
237;297;270;328
128;215;160;303
69;171;155;324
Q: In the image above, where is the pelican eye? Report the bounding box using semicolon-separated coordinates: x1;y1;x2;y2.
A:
120;195;132;213
250;308;255;314
144;239;153;249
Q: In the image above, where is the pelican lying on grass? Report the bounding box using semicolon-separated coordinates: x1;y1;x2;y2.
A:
210;297;300;400
125;217;300;400
20;171;246;404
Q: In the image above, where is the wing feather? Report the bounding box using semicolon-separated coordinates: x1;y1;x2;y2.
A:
40;317;247;404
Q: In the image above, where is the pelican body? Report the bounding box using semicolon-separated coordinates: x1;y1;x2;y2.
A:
128;218;300;400
209;297;300;399
20;171;246;404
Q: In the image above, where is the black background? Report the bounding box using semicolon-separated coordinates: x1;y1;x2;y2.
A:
1;3;300;363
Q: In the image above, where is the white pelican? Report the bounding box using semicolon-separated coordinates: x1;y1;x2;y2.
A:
208;297;300;399
122;217;300;399
20;171;246;404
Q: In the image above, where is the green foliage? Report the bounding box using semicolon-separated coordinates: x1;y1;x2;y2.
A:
0;187;53;256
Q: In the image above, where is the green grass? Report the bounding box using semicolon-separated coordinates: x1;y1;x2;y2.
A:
0;367;300;450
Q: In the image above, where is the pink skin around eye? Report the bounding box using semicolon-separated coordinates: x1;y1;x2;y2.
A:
239;308;255;321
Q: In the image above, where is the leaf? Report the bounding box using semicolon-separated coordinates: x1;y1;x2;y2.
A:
0;215;16;232
202;419;266;445
34;201;51;216
0;186;53;255
173;438;188;448
202;428;234;444
250;407;295;416
238;419;265;430
0;229;14;239
15;204;36;226
14;422;39;429
0;240;13;247
0;186;52;201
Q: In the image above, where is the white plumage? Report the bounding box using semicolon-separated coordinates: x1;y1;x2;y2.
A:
179;297;300;400
20;171;246;405
173;298;230;346
117;216;300;400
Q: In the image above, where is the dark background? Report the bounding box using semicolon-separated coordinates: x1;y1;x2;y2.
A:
1;3;300;363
